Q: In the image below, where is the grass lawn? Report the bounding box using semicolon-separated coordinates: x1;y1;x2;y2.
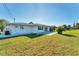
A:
0;30;79;56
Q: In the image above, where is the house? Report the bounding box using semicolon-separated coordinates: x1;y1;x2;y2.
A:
4;22;53;35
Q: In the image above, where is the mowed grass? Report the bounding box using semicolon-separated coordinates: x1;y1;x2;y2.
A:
0;30;79;56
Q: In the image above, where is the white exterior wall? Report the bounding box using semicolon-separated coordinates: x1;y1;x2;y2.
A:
5;25;34;35
32;26;42;33
33;26;50;33
5;25;50;35
47;26;50;32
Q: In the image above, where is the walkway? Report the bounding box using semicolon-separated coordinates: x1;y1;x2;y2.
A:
46;32;57;36
37;32;57;36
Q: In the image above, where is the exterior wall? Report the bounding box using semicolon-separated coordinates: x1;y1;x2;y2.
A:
33;26;44;33
5;25;35;35
5;25;51;35
33;26;50;33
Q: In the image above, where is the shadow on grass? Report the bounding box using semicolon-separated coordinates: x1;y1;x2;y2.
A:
62;34;77;37
23;33;44;38
0;33;44;40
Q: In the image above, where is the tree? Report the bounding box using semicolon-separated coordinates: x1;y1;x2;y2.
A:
76;23;79;29
0;19;9;32
62;24;68;30
52;26;56;32
62;24;72;30
72;22;79;29
67;25;71;30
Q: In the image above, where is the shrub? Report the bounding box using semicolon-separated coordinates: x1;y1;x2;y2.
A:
57;27;64;34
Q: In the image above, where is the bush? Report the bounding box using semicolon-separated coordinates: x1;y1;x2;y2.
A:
57;27;64;34
5;31;11;35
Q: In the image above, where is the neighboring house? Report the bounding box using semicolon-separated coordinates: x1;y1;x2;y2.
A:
4;22;53;35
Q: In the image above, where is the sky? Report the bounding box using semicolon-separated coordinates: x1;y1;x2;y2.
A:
0;3;79;26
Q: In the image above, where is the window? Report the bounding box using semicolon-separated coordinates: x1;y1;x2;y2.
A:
20;26;24;29
15;25;18;28
38;26;43;30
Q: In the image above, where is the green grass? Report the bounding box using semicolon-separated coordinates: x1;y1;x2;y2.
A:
0;30;79;56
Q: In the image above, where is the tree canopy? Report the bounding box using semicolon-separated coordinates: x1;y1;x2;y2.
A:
0;19;9;32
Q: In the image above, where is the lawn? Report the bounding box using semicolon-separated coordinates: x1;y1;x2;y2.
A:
0;30;79;56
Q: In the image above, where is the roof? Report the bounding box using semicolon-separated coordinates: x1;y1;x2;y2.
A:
6;23;51;27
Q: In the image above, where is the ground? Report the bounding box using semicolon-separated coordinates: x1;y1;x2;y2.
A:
0;30;79;56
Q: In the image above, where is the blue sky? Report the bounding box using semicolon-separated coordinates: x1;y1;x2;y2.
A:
0;3;79;26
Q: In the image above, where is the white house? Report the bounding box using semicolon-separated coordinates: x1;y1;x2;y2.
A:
4;22;53;35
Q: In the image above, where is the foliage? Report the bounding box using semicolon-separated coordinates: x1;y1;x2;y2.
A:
0;19;9;32
72;22;79;29
62;24;72;30
67;25;72;30
52;26;56;32
76;23;79;29
62;24;68;30
57;26;64;34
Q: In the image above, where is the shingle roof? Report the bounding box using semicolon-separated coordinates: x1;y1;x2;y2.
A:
6;23;51;27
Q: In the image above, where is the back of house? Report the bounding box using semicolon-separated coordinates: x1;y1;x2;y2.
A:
4;22;53;35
